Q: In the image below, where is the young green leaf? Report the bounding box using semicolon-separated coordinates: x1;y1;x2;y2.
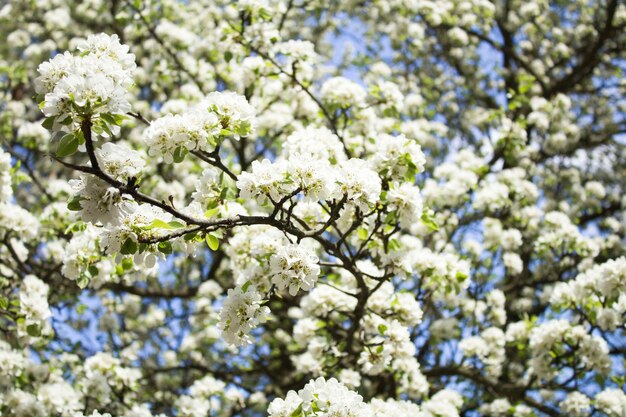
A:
42;116;56;130
206;233;219;251
56;133;79;157
420;211;439;231
158;241;173;255
120;238;138;255
173;146;187;163
26;323;41;337
67;197;82;211
204;207;220;218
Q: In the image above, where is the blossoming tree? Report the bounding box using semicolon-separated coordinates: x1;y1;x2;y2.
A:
0;0;625;416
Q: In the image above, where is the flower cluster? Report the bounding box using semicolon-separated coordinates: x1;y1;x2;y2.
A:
237;156;382;211
143;92;255;163
19;275;51;337
36;33;135;130
69;175;134;225
142;108;219;164
218;285;271;346
267;377;371;416
595;388;626;417
551;257;626;330
0;149;12;202
422;149;484;208
369;133;425;181
528;319;611;380
459;327;506;377
320;77;367;109
268;377;464;417
282;127;346;163
386;182;424;229
534;211;599;258
95;142;145;182
205;91;256;138
0;203;40;241
528;94;580;153
82;351;142;397
269;243;320;296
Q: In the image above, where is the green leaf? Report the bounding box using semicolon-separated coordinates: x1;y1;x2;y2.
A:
122;257;133;270
310;400;322;413
206;233;219;251
173;146;187;163
87;265;99;277
220;187;232;200
148;219;170;229
120;238;138;255
158;241;173;255
385;211;398;225
0;297;7;310
101;113;126;126
204;207;220;218
26;323;41;337
241;280;252;293
146;219;185;230
258;7;272;20
357;227;369;240
235;121;251;137
42;116;56;130
56;133;79;157
99;120;114;137
289;403;304;417
388;239;401;251
224;50;233;62
67;197;82;211
420;211;439;231
378;324;387;334
76;276;90;289
75;130;85;145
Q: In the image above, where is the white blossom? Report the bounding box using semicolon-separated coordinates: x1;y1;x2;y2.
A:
218;285;270;346
270;243;320;296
